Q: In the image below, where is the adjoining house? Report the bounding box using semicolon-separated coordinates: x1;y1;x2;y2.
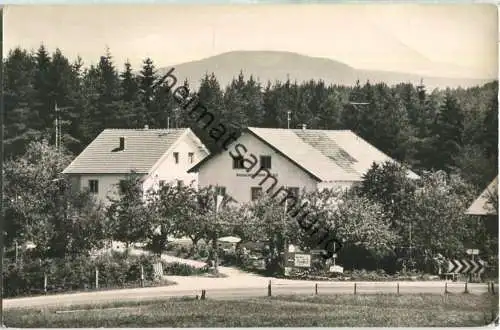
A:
62;127;210;205
188;126;419;203
466;176;498;216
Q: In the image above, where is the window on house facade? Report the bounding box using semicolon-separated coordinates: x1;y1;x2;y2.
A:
173;152;179;164
188;152;194;164
215;186;226;196
260;155;272;169
89;180;99;194
251;187;263;201
288;187;300;198
232;156;245;169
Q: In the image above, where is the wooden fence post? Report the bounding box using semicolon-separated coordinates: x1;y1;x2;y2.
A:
445;282;448;294
315;283;318;295
464;280;469;294
140;265;145;288
43;272;48;294
268;280;272;297
354;283;357;295
201;289;206;300
397;283;400;295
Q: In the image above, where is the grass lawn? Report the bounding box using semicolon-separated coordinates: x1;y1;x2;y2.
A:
5;293;498;327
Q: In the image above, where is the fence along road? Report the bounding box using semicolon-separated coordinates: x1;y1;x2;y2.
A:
4;280;493;309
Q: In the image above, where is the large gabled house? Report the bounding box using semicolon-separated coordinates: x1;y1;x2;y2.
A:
63;127;210;205
188;127;419;203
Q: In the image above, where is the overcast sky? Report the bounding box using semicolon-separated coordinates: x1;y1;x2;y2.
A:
3;4;498;78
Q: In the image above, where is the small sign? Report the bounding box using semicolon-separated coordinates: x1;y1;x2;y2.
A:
329;265;344;273
294;254;311;268
284;267;292;276
466;249;479;255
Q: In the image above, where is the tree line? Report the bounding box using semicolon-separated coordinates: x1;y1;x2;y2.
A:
4;45;498;191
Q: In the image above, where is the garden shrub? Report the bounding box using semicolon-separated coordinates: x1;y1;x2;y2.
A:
163;262;209;276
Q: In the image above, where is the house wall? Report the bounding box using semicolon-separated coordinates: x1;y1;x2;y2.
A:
77;173;128;205
72;131;209;206
198;131;318;203
317;181;356;192
142;131;209;192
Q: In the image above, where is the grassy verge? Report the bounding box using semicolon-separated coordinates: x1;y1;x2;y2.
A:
5;293;498;327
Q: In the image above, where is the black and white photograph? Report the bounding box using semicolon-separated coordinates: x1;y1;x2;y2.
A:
1;3;498;327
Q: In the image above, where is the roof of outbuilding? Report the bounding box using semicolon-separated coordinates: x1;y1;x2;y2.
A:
62;128;194;174
466;176;498;216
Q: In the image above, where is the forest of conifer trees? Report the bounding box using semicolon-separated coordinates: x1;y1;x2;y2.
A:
4;45;498;191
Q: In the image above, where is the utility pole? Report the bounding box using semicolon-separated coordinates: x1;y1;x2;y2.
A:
283;198;288;271
213;194;223;274
55;102;59;150
0;8;4;323
409;220;413;267
287;111;291;129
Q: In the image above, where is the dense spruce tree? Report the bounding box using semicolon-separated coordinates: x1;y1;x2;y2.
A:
47;48;82;149
4;48;39;157
483;90;499;162
118;61;142;128
243;75;264;126
194;73;229;152
138;57;157;126
261;81;281;128
224;71;249;127
80;65;102;144
33;45;52;130
432;93;465;171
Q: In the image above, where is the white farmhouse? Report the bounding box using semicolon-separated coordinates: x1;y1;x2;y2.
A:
188;127;419;203
62;127;209;205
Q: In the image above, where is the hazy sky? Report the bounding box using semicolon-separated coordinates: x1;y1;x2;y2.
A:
3;4;498;78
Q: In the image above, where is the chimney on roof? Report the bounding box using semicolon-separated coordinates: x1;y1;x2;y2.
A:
302;124;307;130
144;124;149;130
119;137;125;151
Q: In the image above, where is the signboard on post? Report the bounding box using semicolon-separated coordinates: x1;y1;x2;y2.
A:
329;265;344;273
294;254;311;268
466;249;479;255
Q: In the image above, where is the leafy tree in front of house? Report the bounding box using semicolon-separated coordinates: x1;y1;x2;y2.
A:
356;161;417;245
4;140;106;258
299;189;398;270
106;172;151;251
145;182;192;256
237;195;290;273
408;171;478;272
191;186;238;263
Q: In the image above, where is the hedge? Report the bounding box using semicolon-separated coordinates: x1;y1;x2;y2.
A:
2;251;164;298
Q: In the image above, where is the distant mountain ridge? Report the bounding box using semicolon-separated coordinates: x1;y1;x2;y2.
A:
158;51;493;90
